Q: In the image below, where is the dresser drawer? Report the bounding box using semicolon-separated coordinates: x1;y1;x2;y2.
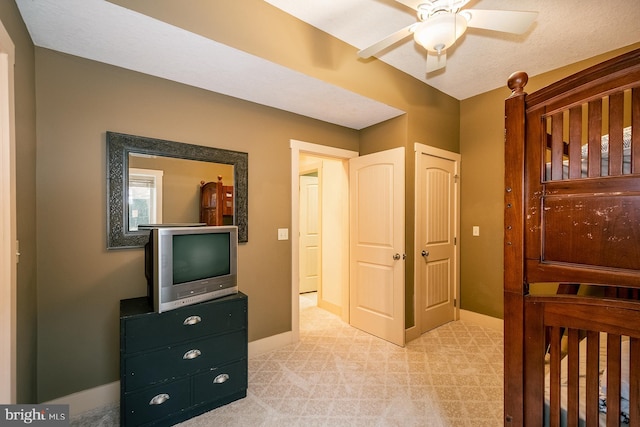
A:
123;296;247;353
193;359;248;405
124;329;247;390
122;378;191;427
120;293;248;426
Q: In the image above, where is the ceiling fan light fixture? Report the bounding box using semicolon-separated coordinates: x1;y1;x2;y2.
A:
414;12;467;53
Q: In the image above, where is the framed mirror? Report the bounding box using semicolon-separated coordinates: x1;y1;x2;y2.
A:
107;131;248;248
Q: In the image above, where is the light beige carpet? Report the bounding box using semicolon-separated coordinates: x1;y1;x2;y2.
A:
177;293;503;426
72;293;504;426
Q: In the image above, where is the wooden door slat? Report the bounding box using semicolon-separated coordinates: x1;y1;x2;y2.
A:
588;99;603;177
552;113;565;180
608;92;624;176
632;88;640;174
629;337;639;425
549;326;562;427
607;334;622;427
585;331;600;427
524;300;546;426
567;329;581;425
569;106;583;179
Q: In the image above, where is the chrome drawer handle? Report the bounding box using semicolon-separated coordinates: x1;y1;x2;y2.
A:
183;315;202;326
149;393;170;405
213;373;229;384
183;349;202;360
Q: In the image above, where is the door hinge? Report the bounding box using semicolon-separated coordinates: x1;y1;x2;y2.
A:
454;174;459;183
454;237;457;245
454;298;457;307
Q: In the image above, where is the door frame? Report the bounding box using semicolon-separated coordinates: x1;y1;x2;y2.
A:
414;143;461;333
290;140;358;342
0;17;16;403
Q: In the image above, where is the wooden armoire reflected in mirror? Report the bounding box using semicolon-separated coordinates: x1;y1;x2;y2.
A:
200;176;234;226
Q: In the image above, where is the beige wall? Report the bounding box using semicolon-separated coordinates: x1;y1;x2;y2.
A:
110;0;461;329
0;1;37;404
33;48;363;402
109;0;462;329
318;159;348;309
7;0;639;404
459;42;640;318
27;2;459;402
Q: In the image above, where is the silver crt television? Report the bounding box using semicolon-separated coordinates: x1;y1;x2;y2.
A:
144;225;238;313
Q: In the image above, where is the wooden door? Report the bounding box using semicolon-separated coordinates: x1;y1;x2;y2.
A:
416;151;457;332
349;147;405;346
299;173;320;294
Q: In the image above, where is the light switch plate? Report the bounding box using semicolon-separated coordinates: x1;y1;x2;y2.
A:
472;226;480;236
278;228;289;240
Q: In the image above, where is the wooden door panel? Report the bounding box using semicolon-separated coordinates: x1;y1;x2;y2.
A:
417;152;457;333
349;147;405;346
299;174;320;293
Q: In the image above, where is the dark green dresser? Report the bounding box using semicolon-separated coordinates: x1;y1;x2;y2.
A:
119;292;247;426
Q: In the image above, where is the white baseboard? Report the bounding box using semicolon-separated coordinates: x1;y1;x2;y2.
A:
46;331;296;416
248;331;294;358
405;325;420;343
459;309;503;331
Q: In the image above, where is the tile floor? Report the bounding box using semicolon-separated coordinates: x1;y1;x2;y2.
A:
71;293;504;426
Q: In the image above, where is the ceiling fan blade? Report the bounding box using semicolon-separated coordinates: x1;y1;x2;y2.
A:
463;9;538;34
358;23;417;59
394;0;423;11
426;50;447;73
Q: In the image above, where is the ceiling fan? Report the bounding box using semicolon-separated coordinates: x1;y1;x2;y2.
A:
358;0;538;73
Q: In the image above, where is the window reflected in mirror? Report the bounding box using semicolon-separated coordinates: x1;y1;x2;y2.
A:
128;168;164;231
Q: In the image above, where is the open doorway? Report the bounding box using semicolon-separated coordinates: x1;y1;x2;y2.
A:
291;141;408;346
290;140;357;342
298;154;346;318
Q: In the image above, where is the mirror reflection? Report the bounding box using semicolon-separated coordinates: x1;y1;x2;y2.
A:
107;131;248;248
127;153;234;231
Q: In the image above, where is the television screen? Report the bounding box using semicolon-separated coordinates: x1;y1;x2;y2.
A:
146;225;238;313
172;233;230;285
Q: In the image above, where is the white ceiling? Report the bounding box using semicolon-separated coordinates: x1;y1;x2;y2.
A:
15;0;640;130
266;0;640;100
15;0;404;130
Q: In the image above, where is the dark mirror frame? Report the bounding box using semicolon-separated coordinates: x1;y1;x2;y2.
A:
107;131;248;248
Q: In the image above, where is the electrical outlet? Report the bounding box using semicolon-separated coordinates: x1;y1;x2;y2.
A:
278;228;289;240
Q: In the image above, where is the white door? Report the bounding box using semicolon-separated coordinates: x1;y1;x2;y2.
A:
416;150;458;332
349;147;405;346
299;173;320;294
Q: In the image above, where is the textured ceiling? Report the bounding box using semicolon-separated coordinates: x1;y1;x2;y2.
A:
15;0;640;130
15;0;404;130
266;0;640;100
